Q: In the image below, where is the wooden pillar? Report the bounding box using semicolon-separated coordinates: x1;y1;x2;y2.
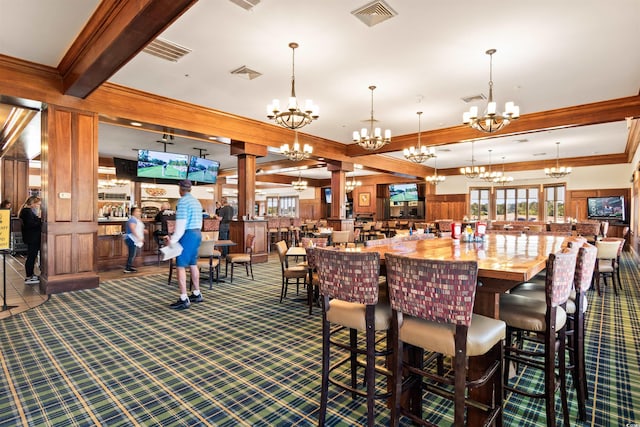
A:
40;105;99;294
230;140;267;218
1;158;29;213
327;161;353;219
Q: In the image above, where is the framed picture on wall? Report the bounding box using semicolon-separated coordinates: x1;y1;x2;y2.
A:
359;192;371;207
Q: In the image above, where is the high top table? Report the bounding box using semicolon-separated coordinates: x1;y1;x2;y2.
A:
352;233;568;426
360;233;566;319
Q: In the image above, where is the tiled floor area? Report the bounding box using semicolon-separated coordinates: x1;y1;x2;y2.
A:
0;252;48;320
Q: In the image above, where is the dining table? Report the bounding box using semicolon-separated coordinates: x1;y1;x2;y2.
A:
341;233;568;426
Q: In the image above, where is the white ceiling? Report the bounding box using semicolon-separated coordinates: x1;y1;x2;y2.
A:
1;0;639;179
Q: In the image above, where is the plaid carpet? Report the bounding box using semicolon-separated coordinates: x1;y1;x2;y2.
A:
0;252;639;426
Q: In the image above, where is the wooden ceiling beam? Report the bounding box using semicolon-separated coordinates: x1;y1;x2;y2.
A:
58;0;197;98
346;95;640;156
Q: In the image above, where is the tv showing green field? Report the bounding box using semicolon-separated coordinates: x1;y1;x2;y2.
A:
137;150;189;180
187;157;220;184
389;183;418;202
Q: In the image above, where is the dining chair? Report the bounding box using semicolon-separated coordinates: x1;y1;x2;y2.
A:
225;233;255;283
316;248;392;427
499;250;577;427
548;222;572;234
331;230;352;247
197;239;220;289
509;243;597;421
267;217;280;252
575;222;600;244
385;255;505;427
601;237;625;288
276;240;308;303
594;239;621;295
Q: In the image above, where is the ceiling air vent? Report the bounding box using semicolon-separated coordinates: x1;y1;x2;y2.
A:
461;94;486;103
229;0;260;11
230;65;262;80
142;37;191;62
351;0;397;27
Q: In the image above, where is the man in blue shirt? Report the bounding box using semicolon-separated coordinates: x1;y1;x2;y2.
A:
168;180;203;310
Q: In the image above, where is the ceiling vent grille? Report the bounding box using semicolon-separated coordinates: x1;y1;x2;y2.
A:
461;94;486;103
230;65;262;80
142;37;191;62
351;0;397;27
229;0;260;11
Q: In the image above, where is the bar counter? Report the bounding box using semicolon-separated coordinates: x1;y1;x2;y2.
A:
97;218;162;271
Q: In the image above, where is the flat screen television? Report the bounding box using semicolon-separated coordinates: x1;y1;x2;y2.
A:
187;157;220;184
587;196;625;222
137;150;189;180
389;183;419;202
324;188;331;204
113;157;138;180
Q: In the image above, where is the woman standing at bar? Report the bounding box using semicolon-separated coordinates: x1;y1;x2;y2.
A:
124;206;145;273
19;196;42;284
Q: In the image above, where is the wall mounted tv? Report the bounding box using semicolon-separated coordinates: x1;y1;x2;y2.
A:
587;196;625;222
389;183;419;202
137;150;189;180
324;187;331;204
187;157;220;184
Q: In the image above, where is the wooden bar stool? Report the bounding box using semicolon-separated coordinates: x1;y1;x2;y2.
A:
316;248;392;427
499;250;577;427
385;255;505;426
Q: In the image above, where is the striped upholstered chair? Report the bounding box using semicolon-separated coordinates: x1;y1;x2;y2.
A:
499;250;577;427
316;248;391;427
385;256;505;426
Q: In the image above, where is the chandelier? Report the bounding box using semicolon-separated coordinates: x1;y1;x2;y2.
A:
291;171;308;192
479;149;503;182
494;157;514;184
460;141;485;179
352;85;391;150
425;156;445;185
545;142;572;179
345;172;362;193
267;42;319;130
404;111;435;163
280;131;312;161
463;49;520;133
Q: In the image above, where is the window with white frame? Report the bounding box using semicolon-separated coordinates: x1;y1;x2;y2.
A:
544;185;566;222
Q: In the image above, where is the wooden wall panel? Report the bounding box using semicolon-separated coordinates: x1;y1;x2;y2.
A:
76;114;97;222
53;109;73;222
54;234;73;274
425;194;467;222
566;188;630;222
76;233;95;272
1;158;29;211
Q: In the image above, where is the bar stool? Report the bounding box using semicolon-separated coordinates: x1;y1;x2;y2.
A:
385;255;505;426
509;243;597;421
499;250;577;427
316;248;392;427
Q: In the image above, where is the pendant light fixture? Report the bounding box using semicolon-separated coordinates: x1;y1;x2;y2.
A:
404;111;435;163
352;85;391;150
267;42;319;130
463;49;520;133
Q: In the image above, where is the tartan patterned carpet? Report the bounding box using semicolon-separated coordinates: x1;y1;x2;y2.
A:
0;252;639;426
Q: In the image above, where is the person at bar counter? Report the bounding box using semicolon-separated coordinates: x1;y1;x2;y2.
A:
217;197;233;256
19;196;42;285
123;206;145;273
166;179;203;310
1;199;11;213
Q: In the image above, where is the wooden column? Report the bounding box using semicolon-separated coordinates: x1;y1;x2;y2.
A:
40;105;99;294
230;140;267;218
327;161;353;219
0;158;29;213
